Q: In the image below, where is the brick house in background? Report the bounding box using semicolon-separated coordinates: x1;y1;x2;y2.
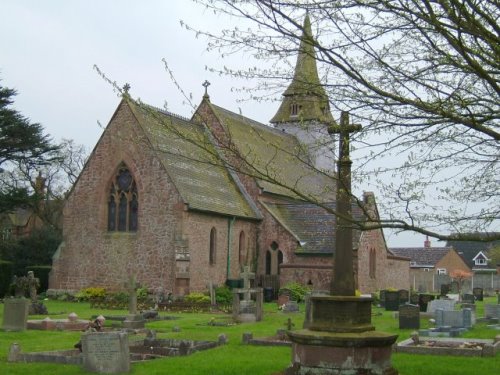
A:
390;237;471;292
49;16;409;296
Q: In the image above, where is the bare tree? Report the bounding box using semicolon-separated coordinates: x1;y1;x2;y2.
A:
176;0;499;241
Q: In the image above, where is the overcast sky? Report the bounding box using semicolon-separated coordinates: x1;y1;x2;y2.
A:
0;1;427;247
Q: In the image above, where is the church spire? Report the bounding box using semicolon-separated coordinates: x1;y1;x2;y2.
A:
270;14;334;124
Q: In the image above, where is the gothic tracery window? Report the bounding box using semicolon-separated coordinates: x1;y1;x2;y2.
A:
108;163;138;232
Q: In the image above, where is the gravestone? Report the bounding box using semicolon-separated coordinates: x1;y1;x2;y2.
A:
473;287;484;301
484;304;500;320
440;284;451;296
2;298;30;331
435;308;475;329
462;293;475;304
232;266;263;323
379;290;386;308
81;332;129;373
283;300;299;313
418;294;435;312
410;293;419;305
277;288;291;307
427;299;456;314
399;304;420;329
398;289;409;304
384;291;399;311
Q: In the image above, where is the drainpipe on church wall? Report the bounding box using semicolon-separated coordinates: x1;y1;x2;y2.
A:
227;217;236;280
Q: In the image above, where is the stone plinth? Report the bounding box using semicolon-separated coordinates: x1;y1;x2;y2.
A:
286;295;398;374
2;298;30;331
122;314;145;329
308;296;374;333
287;330;398;375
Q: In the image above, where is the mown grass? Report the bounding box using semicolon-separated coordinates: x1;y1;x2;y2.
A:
0;297;498;374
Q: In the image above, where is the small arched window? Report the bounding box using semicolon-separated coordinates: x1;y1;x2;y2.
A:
108;163;138;232
277;250;284;275
369;248;376;279
265;250;272;275
209;227;217;265
290;103;299;116
239;231;246;266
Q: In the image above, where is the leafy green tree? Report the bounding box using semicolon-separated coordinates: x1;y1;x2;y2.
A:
180;0;499;242
0;83;59;212
488;246;500;267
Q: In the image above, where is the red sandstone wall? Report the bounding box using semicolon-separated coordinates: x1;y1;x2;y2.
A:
50;101;184;292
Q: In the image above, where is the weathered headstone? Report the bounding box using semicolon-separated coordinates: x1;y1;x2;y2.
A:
435;308;475;329
283;300;299;313
2;298;30;331
473;287;484;301
399;304;420;330
462;293;475;304
232;267;263;323
440;284;451;297
418;294;435;312
410;293;419;305
379;290;386;308
384;291;399;311
398;289;409;304
427;299;456;314
484;304;500;320
81;332;129;373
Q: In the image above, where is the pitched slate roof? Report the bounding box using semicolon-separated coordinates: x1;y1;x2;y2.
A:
389;247;452;267
445;234;500;268
127;100;260;220
262;200;364;254
208;103;336;203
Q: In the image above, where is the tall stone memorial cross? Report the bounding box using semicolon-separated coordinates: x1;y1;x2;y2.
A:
328;111;362;296
240;266;255;301
125;276;140;315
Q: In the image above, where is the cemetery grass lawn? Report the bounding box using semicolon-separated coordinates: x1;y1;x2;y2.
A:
0;299;498;375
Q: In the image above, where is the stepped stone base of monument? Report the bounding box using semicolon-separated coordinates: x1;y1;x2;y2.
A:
286;296;398;375
286;329;398;375
122;314;145;329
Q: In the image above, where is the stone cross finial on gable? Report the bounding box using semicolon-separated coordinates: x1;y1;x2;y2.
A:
202;80;211;99
122;83;131;94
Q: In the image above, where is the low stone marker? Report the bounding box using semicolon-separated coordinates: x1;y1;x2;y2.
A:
81;332;129;374
427;299;456;314
462;294;475;304
399;304;420;329
484;304;500;320
2;298;30;331
385;291;399;311
473;287;483;301
436;308;475;329
283;300;299;313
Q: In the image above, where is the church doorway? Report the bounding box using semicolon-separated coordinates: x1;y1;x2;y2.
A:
260;241;282;298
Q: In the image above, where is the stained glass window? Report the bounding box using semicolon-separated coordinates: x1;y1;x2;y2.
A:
107;163;138;232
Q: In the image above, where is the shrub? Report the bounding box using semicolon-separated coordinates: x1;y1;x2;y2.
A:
279;282;311;303
75;287;106;301
185;292;211;304
215;285;233;304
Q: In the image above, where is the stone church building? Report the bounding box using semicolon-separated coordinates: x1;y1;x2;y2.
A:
49;16;409;296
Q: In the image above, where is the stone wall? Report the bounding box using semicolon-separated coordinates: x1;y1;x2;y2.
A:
50;101;183;292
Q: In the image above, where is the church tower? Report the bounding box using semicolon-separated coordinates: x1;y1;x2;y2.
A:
270;15;336;172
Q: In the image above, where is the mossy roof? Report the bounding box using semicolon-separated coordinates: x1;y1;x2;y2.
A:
209;103;336;203
127;100;259;219
262;200;364;254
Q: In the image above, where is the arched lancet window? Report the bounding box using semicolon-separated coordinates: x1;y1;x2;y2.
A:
369;248;376;279
108;163;138;232
209;227;217;265
238;231;246;266
265;250;272;275
277;250;284;275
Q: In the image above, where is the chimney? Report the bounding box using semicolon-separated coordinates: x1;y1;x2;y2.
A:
35;171;46;197
424;236;431;248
